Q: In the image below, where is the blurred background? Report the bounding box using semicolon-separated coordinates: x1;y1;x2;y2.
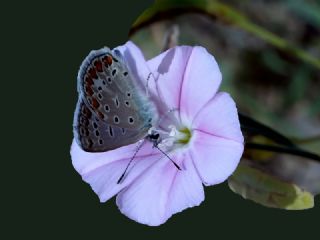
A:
129;0;320;207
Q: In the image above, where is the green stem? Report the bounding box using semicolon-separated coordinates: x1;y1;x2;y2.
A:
245;143;320;162
239;113;295;147
290;135;320;144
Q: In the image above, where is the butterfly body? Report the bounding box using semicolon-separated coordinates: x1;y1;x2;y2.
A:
74;47;157;152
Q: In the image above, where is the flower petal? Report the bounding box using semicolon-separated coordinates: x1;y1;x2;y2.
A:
147;46;193;113
71;139;161;202
147;46;221;124
192;92;244;143
116;41;155;96
116;41;163;120
179;47;222;124
190;129;244;186
167;155;204;216
116;153;204;226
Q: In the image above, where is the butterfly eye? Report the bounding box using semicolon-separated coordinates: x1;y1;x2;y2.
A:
150;133;160;139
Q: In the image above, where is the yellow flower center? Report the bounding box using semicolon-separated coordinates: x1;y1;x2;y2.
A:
176;127;192;145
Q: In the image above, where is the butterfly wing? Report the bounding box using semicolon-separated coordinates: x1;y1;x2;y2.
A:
77;47;155;130
73;98;149;152
74;47;156;152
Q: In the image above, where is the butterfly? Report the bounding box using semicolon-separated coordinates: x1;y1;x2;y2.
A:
73;47;159;152
73;47;181;183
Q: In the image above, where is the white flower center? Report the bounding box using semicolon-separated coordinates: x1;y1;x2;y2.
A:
157;125;192;150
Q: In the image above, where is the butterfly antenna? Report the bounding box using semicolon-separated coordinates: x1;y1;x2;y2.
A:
155;145;181;170
117;140;145;184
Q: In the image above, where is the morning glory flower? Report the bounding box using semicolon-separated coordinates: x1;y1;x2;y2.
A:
71;41;244;226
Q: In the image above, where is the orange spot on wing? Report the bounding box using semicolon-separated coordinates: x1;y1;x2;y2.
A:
102;55;113;66
85;86;94;96
85;76;94;86
88;67;97;79
91;97;100;108
94;60;103;72
97;111;104;119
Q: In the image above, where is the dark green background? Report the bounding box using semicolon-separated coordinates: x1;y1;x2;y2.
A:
2;0;318;238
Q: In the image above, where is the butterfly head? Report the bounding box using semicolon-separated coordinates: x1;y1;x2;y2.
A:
146;128;162;147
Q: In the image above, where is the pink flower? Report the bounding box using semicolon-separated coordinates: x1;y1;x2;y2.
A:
71;41;244;226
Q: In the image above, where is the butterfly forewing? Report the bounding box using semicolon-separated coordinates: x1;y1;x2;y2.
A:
77;48;153;130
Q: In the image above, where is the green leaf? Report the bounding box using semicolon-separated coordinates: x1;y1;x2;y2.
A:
228;164;314;210
287;0;320;28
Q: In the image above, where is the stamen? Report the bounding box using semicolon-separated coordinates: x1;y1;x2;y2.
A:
176;127;192;144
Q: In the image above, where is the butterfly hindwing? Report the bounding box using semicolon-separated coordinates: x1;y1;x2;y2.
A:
73;98;149;152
